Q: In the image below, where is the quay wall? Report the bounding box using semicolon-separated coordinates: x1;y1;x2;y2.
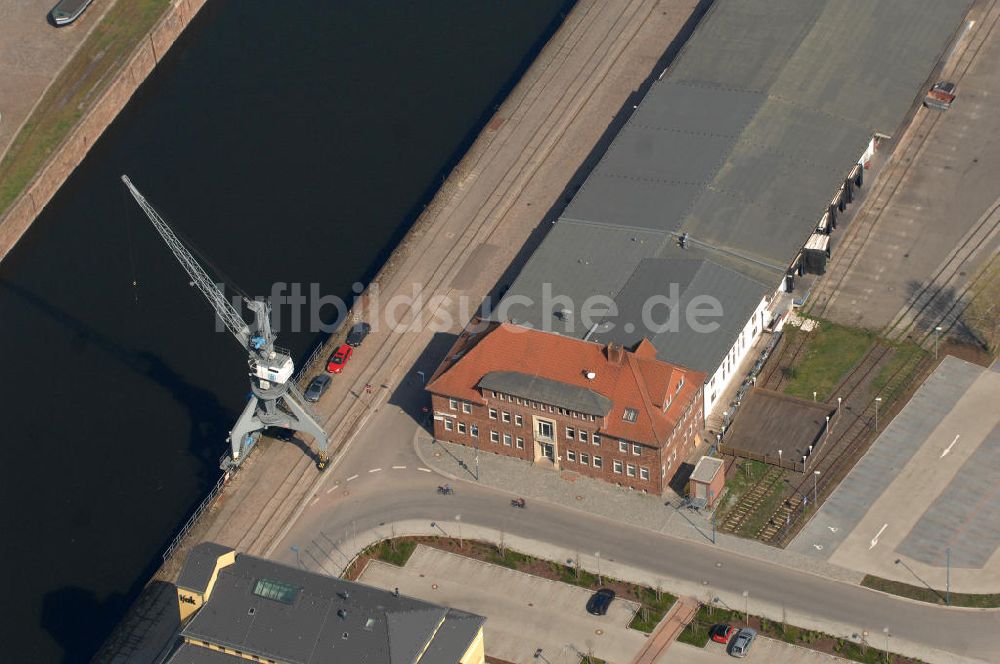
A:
0;0;209;263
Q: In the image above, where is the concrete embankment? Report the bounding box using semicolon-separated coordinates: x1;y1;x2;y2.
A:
0;0;208;264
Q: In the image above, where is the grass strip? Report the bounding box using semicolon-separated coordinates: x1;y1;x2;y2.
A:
0;0;172;215
862;574;1000;608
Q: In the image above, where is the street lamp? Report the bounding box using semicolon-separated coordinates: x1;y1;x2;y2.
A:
742;590;749;625
875;397;882;431
882;627;890;663
813;470;821;505
595;551;602;585
934;325;943;359
778;449;783;468
290;545;303;569
709;489;716;544
836;397;842;432
946;547;951;606
813;390;817;402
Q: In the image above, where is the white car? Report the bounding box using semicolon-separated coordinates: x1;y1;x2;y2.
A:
729;628;757;657
50;0;94;26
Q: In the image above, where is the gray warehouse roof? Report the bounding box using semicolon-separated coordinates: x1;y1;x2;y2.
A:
176;541;234;593
501;0;970;374
175;550;484;664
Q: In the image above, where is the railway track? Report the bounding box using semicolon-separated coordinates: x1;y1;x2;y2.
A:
229;0;667;556
766;348;932;546
758;327;811;391
719;465;784;534
809;0;1000;323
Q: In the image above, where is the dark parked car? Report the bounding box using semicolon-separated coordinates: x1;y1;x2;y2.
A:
729;628;757;657
345;321;371;347
585;588;615;616
304;374;332;402
710;623;736;644
50;0;94;25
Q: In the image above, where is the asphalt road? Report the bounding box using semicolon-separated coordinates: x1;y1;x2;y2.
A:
270;378;994;664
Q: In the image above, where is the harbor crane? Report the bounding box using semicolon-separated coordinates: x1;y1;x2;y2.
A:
121;175;330;471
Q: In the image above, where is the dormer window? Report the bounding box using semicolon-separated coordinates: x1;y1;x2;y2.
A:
623;408;638;423
676;375;685;393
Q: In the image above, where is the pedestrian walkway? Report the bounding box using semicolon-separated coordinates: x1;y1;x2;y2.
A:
415;433;864;587
629;596;699;664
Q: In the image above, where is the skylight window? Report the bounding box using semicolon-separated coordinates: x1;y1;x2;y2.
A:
252;578;302;604
623;408;638;423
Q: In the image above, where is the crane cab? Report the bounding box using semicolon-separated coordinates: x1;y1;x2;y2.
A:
251;352;294;385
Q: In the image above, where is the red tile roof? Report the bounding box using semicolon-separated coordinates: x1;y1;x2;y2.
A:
427;322;705;447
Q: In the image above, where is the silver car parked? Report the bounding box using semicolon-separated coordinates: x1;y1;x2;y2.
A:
729;628;756;657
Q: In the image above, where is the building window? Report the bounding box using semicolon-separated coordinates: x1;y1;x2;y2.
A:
444;419;453;431
490;430;499;444
567;450;576;462
579;430;588;443
537;420;553;439
516;436;524;449
470;424;479;438
593;456;603;469
515;414;523;427
489;408;497;420
491;390;497;398
580;453;590;465
462;401;471;414
623;408;638;423
619;440;628;453
502;411;511;423
457;422;466;435
503;433;512;447
613;460;623;474
627;464;636;477
566;426;575;439
632;443;641;456
592;434;601;446
640;467;650;481
448;398;458;410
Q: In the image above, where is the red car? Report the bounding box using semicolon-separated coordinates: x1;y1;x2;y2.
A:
710;623;736;644
326;344;353;373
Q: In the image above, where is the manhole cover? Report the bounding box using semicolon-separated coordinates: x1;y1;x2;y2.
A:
595;629;604;636
715;562;723;568
528;603;533;607
419;574;425;578
434;452;442;458
431;584;438;590
343;490;350;496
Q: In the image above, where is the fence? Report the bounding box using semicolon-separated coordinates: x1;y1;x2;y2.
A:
717;443;806;473
162;471;228;563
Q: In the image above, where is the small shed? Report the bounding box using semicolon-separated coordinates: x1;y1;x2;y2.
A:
688;456;725;508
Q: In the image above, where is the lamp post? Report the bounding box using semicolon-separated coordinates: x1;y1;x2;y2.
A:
946;547;951;606
836;396;842;432
778;449;783;468
882;627;890;663
474;437;480;481
290;545;303;569
742;590;749;625
710;489;716;544
813;390;817;402
595;551;602;585
813;470;820;505
875;397;882;431
934;325;943;359
825;415;831;443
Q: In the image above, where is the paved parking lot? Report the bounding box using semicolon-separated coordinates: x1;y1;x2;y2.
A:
661;638;850;663
818;4;1000;333
0;0;109;158
790;356;1000;593
358;544;648;664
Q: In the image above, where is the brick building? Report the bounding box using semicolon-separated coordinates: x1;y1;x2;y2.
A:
426;322;705;494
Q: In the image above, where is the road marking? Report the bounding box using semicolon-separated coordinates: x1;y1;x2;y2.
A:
870;523;888;550
346;474;359;482
392;465;407;470
828;526;839;533
369;468;382;473
813;544;824;551
310;497;319;506
418;467;431;473
941;434;960;458
325;483;340;494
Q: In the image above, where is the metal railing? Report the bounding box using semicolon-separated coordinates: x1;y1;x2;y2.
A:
162;471;228;563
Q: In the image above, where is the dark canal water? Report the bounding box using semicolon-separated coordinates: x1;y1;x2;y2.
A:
0;1;573;660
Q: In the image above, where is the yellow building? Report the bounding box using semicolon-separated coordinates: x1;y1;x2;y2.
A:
165;542;486;664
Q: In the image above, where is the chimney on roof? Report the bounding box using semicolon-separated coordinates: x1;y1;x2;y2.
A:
605;343;624;365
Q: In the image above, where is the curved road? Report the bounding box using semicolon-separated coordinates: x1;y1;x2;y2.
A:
266;384;993;664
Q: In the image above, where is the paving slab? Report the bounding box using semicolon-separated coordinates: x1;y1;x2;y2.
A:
358;544;648;664
791;355;1000;592
659;637;850;664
